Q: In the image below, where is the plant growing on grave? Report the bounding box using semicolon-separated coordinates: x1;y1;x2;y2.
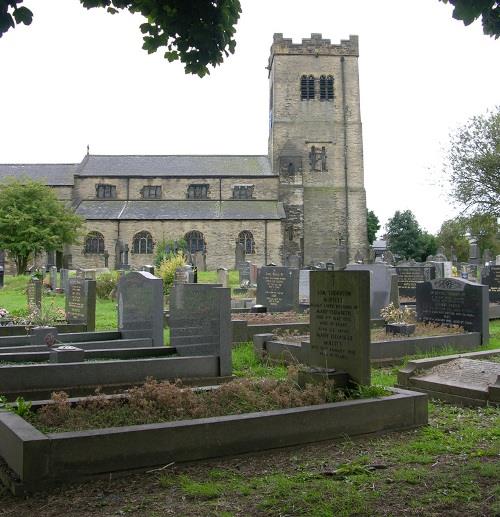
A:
380;303;415;324
13;301;66;327
157;251;187;295
13;397;32;417
96;271;120;299
154;238;188;268
0;308;9;319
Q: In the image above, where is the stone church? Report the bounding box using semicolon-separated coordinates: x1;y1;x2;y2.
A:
0;33;367;273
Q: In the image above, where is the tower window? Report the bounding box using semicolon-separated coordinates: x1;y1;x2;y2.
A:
141;185;162;199
95;184;116;199
187;184;209;200
320;75;334;101
233;185;254;200
300;75;315;100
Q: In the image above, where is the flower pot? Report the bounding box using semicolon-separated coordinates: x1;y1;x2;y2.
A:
385;323;416;336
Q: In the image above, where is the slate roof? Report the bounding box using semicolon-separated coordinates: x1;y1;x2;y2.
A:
75;200;286;220
0;164;76;185
76;155;274;177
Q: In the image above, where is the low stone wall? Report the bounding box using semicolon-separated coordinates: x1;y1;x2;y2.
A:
254;332;483;367
232;321;309;344
0;388;427;494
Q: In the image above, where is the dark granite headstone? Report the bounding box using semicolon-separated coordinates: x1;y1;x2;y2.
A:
117;271;163;347
65;278;96;331
60;268;69;293
0;266;3;289
169;283;231;376
345;263;396;319
416;277;488;344
26;279;42;310
256;266;299;312
309;271;370;385
469;243;480;265
481;265;500;303
396;263;436;297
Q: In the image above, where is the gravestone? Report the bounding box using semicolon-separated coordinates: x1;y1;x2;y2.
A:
416;277;488;344
117;271;163;347
383;251;395;265
238;261;251;285
481;265;500;303
60;268;69;293
396;263;436;297
496;255;500;266
345;263;396;319
443;262;453;278
49;266;57;291
250;263;258;286
65;278;96;331
483;249;493;265
192;251;206;272
287;254;301;269
174;265;195;284
0;266;3;289
469;243;480;265
26;279;42;310
142;265;155;275
217;267;229;288
169;283;231;376
256;266;299;312
299;269;310;304
354;250;364;263
309;271;370;385
325;262;335;271
235;241;245;270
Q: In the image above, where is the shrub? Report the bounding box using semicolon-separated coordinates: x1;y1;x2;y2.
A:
380;303;415;324
96;271;120;299
157;252;187;294
154;238;188;268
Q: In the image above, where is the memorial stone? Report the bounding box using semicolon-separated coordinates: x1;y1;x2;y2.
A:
325;262;335;271
345;263;396;319
26;279;42;310
383;251;395;265
65;278;96;331
0;266;3;289
299;269;310;304
416;277;488;344
118;271;163;347
496;255;500;266
396;263;436;297
469;243;480;265
49;266;57;291
287;254;300;269
238;261;251;285
193;251;206;272
60;268;69;293
483;249;493;265
309;271;370;385
256;266;299;312
481;265;500;303
169;283;231;376
235;242;245;270
250;263;258;285
174;265;195;284
142;265;155;275
217;267;229;288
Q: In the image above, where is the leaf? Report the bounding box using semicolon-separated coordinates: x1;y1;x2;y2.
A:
13;6;33;26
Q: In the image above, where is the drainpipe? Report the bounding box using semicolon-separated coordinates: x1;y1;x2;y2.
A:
341;55;350;262
264;220;268;264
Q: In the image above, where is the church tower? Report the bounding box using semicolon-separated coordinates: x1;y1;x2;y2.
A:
268;33;368;268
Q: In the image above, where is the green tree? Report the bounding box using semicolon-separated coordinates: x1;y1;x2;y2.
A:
0;179;83;274
366;210;380;245
439;1;500;38
0;0;241;77
419;231;438;262
436;218;470;261
445;106;500;217
467;213;500;255
386;210;425;260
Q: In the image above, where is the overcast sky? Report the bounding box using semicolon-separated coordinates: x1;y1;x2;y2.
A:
0;0;498;235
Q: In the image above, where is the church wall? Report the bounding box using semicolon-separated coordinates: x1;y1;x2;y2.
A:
73;177;129;201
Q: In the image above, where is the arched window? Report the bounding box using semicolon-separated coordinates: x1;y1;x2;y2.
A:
84;232;105;254
320;75;334;100
238;231;255;254
133;231;153;254
185;231;206;254
300;75;315;100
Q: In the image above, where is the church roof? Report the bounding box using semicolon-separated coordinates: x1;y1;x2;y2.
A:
76;155;274;177
75;200;286;220
0;163;76;185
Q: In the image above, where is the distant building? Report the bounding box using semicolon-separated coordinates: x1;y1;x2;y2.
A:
0;34;367;273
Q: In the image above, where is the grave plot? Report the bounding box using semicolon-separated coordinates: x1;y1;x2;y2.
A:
0;270;427;494
256;266;299;312
397;349;500;406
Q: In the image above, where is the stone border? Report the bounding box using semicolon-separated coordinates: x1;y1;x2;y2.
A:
253;332;483;366
232;321;309;344
396;349;500;406
0;324;86;337
490;304;500;320
0;388;427;494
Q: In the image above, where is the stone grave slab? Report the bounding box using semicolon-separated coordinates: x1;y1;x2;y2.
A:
256;266;299;312
309;270;370;385
404;358;500;405
118;271;163;347
65;278;96;332
416;277;488;344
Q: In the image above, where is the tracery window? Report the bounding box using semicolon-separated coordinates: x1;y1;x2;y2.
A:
238;230;255;254
300;75;315;100
187;184;209;200
95;184;116;199
84;231;105;254
320;75;334;100
185;231;206;254
133;231;153;254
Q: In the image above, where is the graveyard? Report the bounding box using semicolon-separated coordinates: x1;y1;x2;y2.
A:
0;262;498;516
